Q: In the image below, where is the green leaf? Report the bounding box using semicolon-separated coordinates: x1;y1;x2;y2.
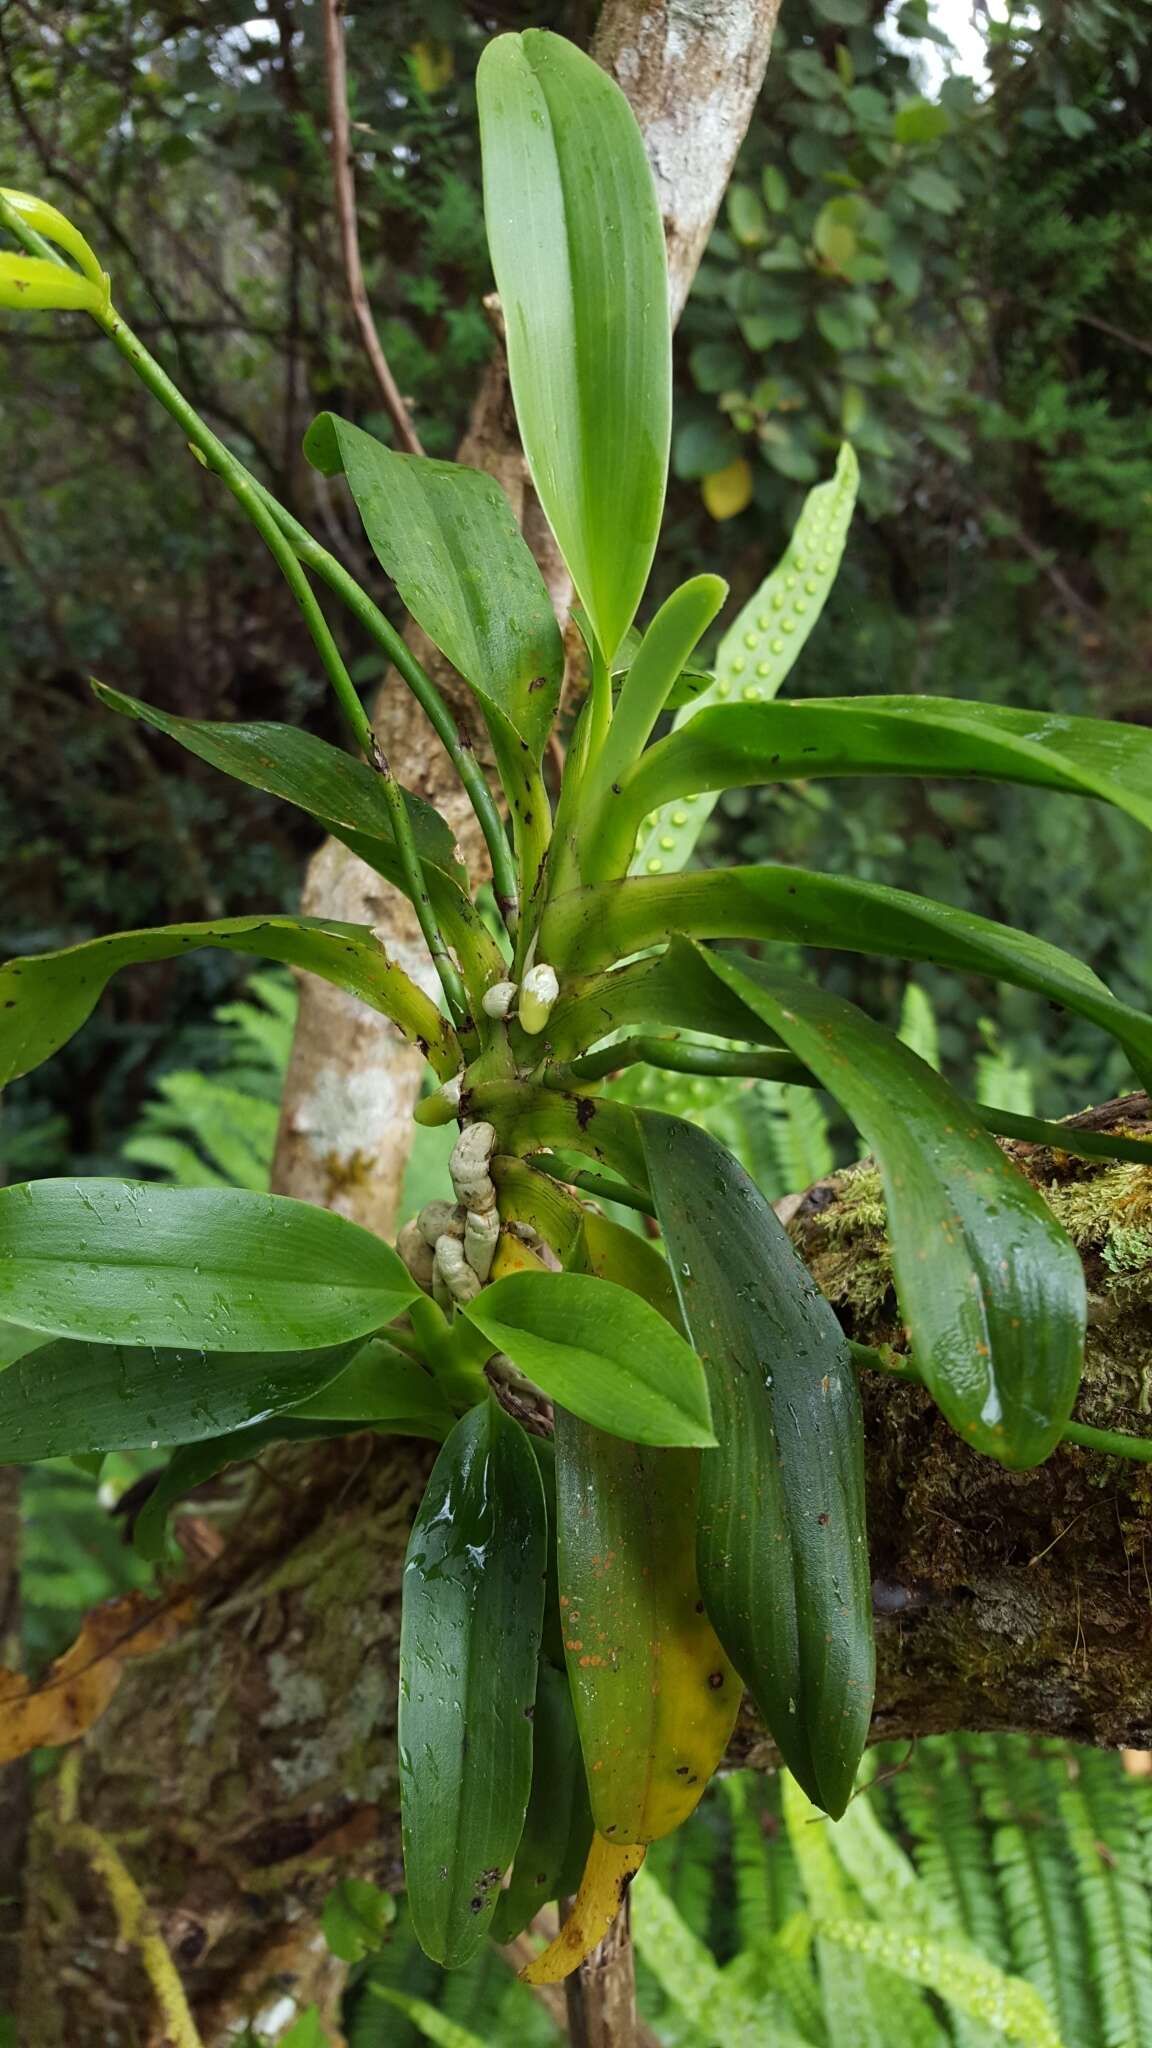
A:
906;166;962;213
303;416;563;759
281;2012;331;2048
0;914;459;1091
477;29;670;661
322;1877;396;1963
696;954;1087;1467
284;1337;455;1435
462;1271;714;1448
0;1334;361;1464
93;682;464;877
540;868;1152;1093
814;1919;1063;2047
631;444;859;879
490;1658;593;1940
620;695;1152;854
893;98;953;145
131;1419;342;1561
399;1397;546;1967
642;1111;873;1817
0;1180;417;1351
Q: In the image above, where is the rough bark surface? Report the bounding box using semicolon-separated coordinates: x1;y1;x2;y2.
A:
13;1107;1152;2042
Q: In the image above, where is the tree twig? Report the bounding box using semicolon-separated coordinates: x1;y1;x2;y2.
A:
322;0;423;455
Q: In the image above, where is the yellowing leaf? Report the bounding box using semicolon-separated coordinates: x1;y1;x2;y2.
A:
701;458;753;521
0;1590;196;1760
410;40;454;94
519;1833;646;1984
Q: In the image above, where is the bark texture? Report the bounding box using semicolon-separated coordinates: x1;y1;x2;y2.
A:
13;1108;1152;2043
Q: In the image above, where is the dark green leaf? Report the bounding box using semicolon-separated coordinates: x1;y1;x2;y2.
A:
399;1398;546;1967
490;1659;593;1940
461;1271;715;1448
92;682;465;877
303;415;562;758
0;1333;361;1464
0;1180;417;1350
697;954;1087;1467
540;867;1152;1091
0;915;459;1091
477;30;670;661
642;1110;873;1817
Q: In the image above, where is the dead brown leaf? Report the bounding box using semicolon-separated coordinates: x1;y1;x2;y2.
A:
0;1588;196;1761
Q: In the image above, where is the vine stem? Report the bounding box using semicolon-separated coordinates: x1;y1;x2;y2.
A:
850;1340;1152;1465
0;195;520;940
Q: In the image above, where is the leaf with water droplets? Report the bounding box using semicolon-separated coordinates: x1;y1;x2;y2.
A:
641;1109;873;1819
0;1180;419;1351
694;951;1088;1468
399;1397;546;1968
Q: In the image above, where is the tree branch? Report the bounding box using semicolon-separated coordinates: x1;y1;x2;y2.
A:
321;0;424;455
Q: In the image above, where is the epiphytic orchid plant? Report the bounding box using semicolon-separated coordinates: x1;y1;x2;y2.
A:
3;29;1152;1980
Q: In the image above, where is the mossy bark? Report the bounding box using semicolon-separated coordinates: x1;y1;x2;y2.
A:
13;1105;1152;2044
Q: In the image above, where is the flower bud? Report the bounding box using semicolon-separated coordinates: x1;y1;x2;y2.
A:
518;963;559;1035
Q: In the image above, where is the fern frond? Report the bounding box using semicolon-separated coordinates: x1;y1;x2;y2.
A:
366;1987;487;2048
813;1917;1064;2047
630;1865;811;2045
893;1739;1009;1963
972;1739;1097;2048
1057;1748;1152;2048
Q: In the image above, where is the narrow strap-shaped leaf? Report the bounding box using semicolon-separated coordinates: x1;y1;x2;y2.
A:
93;682;465;876
0;1179;418;1351
93;684;505;993
399;1397;546;1968
641;1110;873;1816
555;1410;739;1842
539;865;1152;1090
580;575;728;880
489;1659;593;1941
131;1416;345;1562
619;694;1152;854
631;442;858;878
304;415;564;761
696;953;1088;1467
0;914;460;1090
477;30;670;662
0;1335;358;1466
461;1271;714;1448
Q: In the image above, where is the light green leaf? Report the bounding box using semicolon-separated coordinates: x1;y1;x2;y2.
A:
0;915;459;1091
462;1270;715;1448
0;1334;362;1463
303;415;563;758
284;1337;454;1435
631;444;858;878
815;1919;1064;2047
698;952;1087;1467
0;1179;417;1351
399;1398;546;1967
321;1877;395;1963
478;29;670;661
